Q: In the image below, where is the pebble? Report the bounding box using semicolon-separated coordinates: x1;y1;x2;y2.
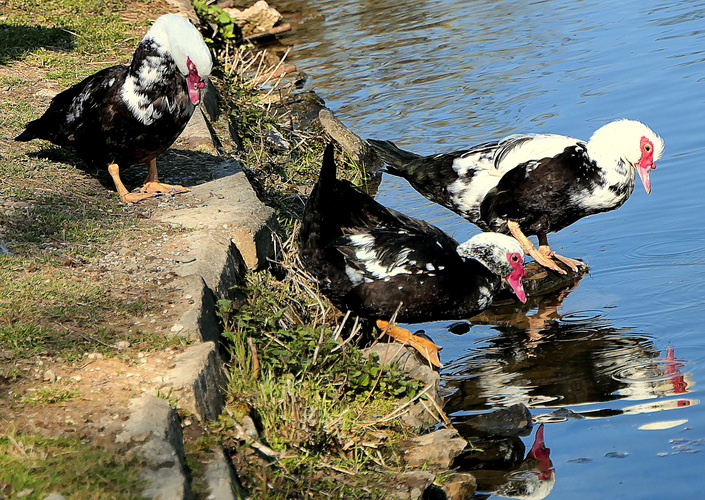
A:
43;369;57;382
114;340;131;349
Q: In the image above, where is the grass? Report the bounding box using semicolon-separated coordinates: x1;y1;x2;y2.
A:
18;382;81;405
208;234;426;497
1;0;136;80
0;431;147;499
0;1;444;497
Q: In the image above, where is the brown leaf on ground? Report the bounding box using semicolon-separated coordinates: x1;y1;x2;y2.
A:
376;320;443;368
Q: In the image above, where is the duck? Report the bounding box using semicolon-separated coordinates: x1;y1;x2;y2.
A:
368;120;664;274
298;143;527;326
15;13;213;203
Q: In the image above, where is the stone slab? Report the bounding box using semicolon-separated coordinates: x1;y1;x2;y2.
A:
204;447;242;500
173;229;246;300
159;173;279;270
162;341;229;422
175;107;218;155
170;274;220;342
115;395;192;500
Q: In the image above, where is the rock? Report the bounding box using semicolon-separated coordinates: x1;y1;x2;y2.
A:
204;447;244;500
362;343;442;429
170;275;220;342
162;341;228;421
240;415;259;440
115;395;191;499
175;107;218;155
172;229;246;300
43;494;68;500
163;0;200;24
225;0;283;38
160;174;279;270
270;91;326;132
400;428;468;469
319;108;383;174
43;369;57;382
438;472;477;500
264;127;290;151
386;471;436;500
455;403;533;438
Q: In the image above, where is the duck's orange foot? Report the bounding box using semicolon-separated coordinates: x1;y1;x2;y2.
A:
551;252;585;273
119;191;161;203
140;181;190;195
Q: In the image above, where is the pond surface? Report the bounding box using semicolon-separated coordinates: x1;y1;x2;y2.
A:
275;0;705;497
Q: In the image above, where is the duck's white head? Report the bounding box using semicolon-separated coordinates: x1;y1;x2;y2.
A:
588;119;664;194
457;232;527;302
144;14;213;104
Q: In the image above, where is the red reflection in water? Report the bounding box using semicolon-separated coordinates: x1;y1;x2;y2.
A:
664;345;688;395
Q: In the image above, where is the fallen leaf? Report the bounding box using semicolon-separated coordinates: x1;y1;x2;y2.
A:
376;320;443;368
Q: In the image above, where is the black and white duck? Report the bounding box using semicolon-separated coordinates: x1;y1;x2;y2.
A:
369;119;664;274
298;143;527;326
15;13;212;203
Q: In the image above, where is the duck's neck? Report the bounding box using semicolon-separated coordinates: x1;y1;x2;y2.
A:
580;140;635;211
121;38;191;126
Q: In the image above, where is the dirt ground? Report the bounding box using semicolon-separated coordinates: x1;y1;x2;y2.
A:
0;0;221;445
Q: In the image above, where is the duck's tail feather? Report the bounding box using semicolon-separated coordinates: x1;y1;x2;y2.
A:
318;142;337;190
367;139;421;172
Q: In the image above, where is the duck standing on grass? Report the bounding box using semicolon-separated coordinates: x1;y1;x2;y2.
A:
369;120;664;274
15;13;213;203
299;144;527;339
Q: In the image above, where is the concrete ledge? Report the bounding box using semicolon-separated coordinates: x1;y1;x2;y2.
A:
170;274;220;342
173;229;247;300
115;395;192;500
162;342;228;422
160;173;280;270
204;447;243;500
175;107;219;155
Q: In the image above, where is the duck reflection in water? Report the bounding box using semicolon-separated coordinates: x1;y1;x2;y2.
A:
443;290;695;415
443;289;694;498
460;424;555;500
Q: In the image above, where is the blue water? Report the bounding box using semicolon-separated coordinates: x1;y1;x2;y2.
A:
278;0;705;497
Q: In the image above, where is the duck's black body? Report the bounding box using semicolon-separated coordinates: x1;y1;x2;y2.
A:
15;61;192;170
15;14;212;203
299;145;524;323
480;144;616;236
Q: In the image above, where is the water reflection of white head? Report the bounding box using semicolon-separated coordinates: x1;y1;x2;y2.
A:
608;346;693;401
495;424;556;500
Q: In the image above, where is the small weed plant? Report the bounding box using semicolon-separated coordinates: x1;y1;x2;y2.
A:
213;238;424;496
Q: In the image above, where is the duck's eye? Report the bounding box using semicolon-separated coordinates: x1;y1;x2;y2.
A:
644;143;652;152
511;254;519;262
